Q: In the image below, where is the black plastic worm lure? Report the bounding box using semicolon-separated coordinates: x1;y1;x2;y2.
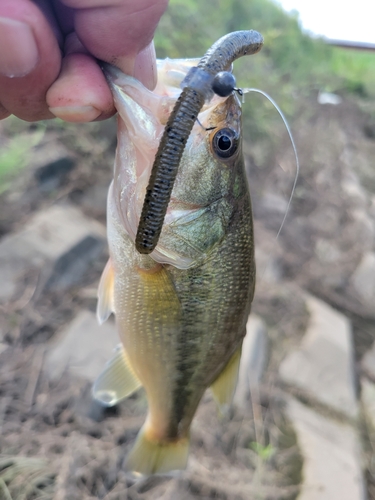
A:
135;30;263;254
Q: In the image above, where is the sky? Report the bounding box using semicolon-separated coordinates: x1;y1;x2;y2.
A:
277;0;375;45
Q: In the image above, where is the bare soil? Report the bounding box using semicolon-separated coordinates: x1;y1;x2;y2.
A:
1;89;375;499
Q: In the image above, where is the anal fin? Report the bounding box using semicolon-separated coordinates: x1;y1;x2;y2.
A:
93;345;142;407
211;345;242;408
97;258;115;325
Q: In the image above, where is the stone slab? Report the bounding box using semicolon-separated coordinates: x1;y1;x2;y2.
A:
362;342;375;381
45;310;118;382
0;204;106;301
234;314;268;408
286;397;365;500
351;252;375;305
279;295;357;419
34;156;76;192
361;378;375;431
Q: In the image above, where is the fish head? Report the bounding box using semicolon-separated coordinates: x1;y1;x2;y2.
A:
171;91;243;206
105;60;246;269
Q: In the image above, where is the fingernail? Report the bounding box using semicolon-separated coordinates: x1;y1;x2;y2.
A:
0;17;39;77
49;105;101;122
134;41;157;90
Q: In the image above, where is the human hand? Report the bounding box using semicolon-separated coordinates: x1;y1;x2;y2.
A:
0;0;169;122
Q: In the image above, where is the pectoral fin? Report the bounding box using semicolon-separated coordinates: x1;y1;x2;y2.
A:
93;345;142;407
211;346;242;408
97;258;115;325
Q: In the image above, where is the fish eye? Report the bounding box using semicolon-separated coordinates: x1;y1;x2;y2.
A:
212;128;239;159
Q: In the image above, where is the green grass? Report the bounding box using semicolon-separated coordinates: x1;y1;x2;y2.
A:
329;47;375;96
155;0;375;97
0;120;45;191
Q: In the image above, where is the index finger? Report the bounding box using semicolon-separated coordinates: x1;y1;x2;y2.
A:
61;0;169;75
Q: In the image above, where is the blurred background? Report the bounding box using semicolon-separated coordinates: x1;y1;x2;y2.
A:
0;0;375;498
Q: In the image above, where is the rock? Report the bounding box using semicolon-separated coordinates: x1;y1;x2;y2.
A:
255;248;282;284
309;205;340;236
253;221;284;284
362;340;375;381
279;295;358;419
34;157;76;191
311;242;346;289
369;195;375;219
313;239;346;288
44;235;105;292
364;120;375;140
80;183;109;219
234;315;268;409
361;378;375;431
0;204;106;302
286;397;365;500
318;92;342;105
350;252;375;305
259;192;289;218
346;210;375;251
45;310;118;382
315;239;342;264
341;171;367;208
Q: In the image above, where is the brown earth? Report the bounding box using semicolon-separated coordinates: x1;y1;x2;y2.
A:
0;88;375;499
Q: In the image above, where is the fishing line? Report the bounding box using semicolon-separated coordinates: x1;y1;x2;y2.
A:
242;88;300;240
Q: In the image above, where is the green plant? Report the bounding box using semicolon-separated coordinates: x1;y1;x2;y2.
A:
250;441;276;462
0;128;44;190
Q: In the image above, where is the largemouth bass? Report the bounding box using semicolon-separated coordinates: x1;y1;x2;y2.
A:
94;55;256;475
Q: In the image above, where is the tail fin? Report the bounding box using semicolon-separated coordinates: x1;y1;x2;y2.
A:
126;425;189;475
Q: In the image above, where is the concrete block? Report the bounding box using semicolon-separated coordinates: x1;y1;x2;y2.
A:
34;156;76;192
351;252;375;305
0;204;106;302
279;295;357;419
362;342;375;381
45;310;118;382
286;397;365;500
361;378;375;431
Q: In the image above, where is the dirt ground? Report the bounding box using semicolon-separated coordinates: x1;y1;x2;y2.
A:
1;87;375;499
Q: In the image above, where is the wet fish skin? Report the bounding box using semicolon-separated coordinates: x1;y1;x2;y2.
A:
96;60;255;474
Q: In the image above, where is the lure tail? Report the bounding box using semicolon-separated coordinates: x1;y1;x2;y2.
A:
126;425;190;475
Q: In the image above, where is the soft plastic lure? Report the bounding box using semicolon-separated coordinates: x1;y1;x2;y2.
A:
135;30;263;254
